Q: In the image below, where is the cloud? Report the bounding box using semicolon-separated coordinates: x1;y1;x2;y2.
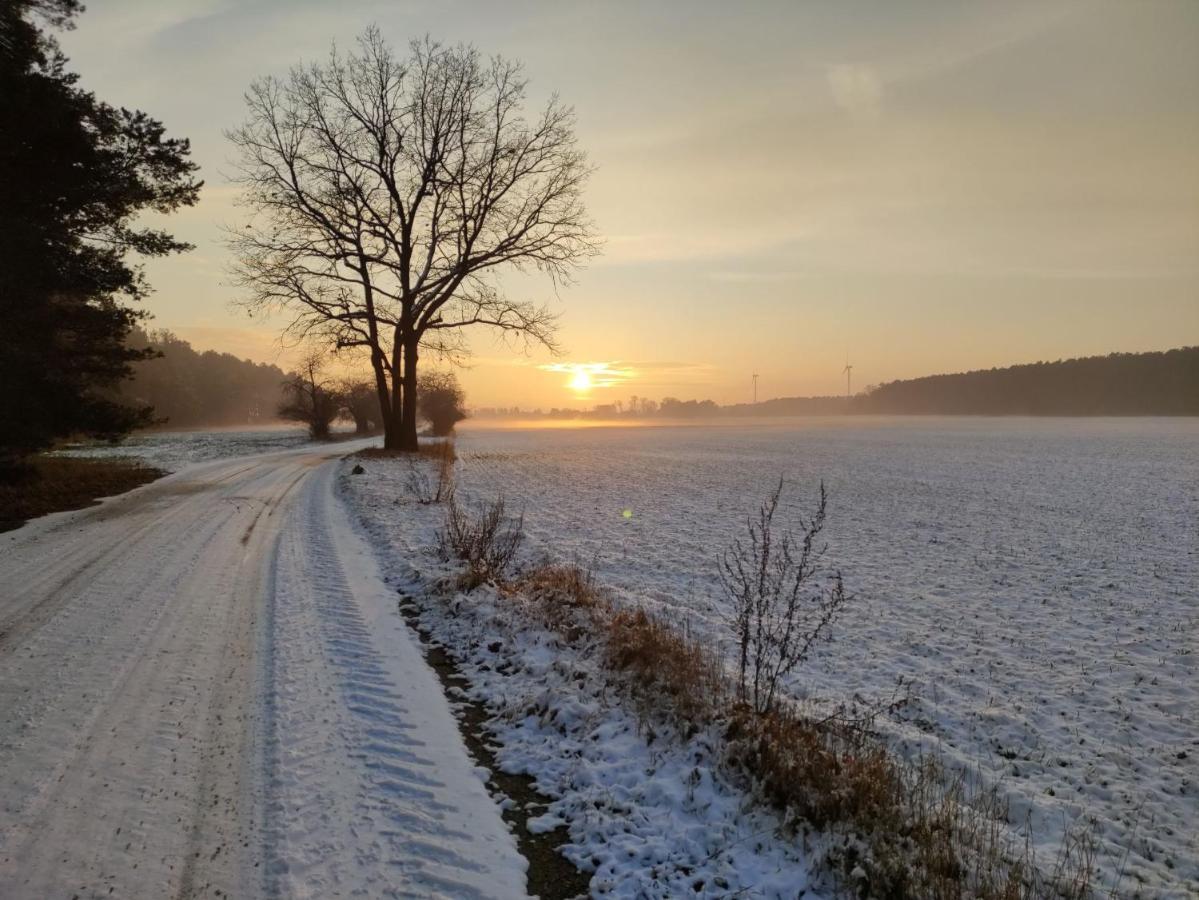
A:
827;63;883;119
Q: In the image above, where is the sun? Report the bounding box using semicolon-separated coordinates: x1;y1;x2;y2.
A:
540;361;635;397
568;369;594;392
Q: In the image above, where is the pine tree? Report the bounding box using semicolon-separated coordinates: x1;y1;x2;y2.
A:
0;0;201;479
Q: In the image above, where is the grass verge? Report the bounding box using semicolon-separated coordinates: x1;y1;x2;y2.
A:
479;557;1098;899
0;455;165;533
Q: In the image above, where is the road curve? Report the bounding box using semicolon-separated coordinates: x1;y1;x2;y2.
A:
0;443;525;899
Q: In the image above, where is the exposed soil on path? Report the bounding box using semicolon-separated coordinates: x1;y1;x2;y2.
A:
396;592;592;900
0;455;164;532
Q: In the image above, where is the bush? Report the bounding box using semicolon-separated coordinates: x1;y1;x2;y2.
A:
437;493;523;587
719;478;850;714
406;439;456;504
418;370;467;437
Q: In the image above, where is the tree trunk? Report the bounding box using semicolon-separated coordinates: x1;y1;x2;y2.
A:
370;349;396;449
399;338;420;451
382;339;404;451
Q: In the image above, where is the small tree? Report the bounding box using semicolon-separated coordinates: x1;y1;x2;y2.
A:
417;371;467;437
719;479;849;714
438;493;523;588
340;378;381;434
279;352;340;439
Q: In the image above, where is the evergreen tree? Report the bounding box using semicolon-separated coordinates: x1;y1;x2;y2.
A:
0;0;200;478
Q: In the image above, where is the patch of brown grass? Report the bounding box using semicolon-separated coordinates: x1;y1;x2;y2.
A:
483;561;1097;900
502;562;606;641
604;607;729;730
0;455;164;533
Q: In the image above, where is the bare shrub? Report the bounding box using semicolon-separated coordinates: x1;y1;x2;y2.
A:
406;440;456;504
438;493;524;587
719;478;850;714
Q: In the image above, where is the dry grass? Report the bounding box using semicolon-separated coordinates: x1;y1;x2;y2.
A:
604;607;730;732
0;455;164;532
475;559;1098;900
438;492;523;588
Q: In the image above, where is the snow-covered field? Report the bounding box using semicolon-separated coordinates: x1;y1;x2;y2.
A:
348;416;1197;898
54;425;321;471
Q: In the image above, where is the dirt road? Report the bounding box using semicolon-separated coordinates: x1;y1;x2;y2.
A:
0;445;525;899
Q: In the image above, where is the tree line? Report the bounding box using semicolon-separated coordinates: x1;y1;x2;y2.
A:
119;328;290;429
117;330;468;438
473;348;1198;420
853;347;1199;416
273;351;465;440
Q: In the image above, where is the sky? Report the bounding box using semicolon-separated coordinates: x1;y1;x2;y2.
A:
59;0;1199;409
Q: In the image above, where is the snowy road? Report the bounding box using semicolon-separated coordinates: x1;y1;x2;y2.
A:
0;445;525;899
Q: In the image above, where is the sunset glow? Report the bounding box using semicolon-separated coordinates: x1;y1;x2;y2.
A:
541;362;636;397
54;1;1199;410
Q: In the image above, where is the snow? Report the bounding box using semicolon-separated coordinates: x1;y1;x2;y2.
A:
345;464;827;898
344;416;1198;898
267;459;527;898
3;416;1191;897
0;438;528;899
53;425;327;472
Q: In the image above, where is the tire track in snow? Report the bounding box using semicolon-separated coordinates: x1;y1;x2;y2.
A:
265;461;527;899
0;445;363;898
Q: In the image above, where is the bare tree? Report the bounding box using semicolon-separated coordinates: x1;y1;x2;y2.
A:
279;351;341;439
719;479;850;714
227;30;597;451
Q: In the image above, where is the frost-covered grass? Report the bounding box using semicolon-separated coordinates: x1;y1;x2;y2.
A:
347;478;1096;898
346;417;1197;898
345;467;826;897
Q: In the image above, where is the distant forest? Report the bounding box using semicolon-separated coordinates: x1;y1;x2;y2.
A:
116;343;1196;429
474;347;1199;420
120;329;288;429
853;347;1198;416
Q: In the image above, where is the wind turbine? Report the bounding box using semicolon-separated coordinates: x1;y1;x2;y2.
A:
842;359;853;398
